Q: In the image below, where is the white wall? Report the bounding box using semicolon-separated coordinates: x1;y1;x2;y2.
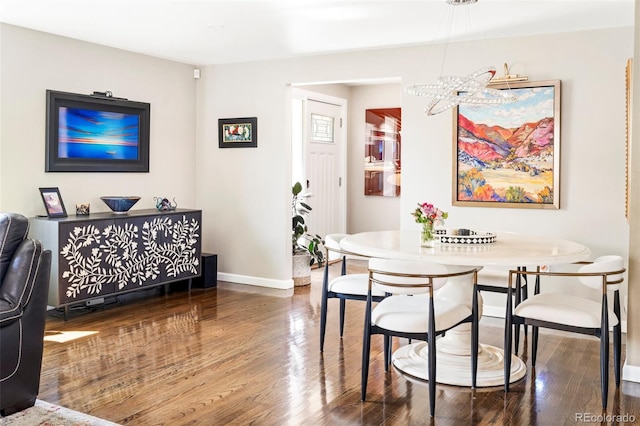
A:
0;24;634;309
195;63;293;288
401;32;630;248
196;27;633;304
0;24;197;215
348;83;402;233
297;83;351;100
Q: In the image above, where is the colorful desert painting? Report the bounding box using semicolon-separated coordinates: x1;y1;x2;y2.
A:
456;85;557;205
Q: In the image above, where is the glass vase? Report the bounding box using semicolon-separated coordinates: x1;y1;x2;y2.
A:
421;223;435;248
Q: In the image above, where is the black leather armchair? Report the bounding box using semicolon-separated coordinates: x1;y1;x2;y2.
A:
0;213;51;415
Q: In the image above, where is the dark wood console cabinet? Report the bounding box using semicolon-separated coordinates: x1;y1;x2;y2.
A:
29;209;201;311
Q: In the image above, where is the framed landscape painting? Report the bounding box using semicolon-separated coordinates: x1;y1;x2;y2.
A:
453;80;561;209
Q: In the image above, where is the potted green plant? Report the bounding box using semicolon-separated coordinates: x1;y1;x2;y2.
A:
292;182;324;286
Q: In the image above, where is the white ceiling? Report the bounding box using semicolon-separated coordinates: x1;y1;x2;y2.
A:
0;0;634;65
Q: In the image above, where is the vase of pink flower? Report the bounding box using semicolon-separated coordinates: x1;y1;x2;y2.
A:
412;202;448;247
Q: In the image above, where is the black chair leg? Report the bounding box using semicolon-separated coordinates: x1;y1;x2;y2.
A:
320;264;330;352
600;295;610;409
614;291;622;387
614;323;621;387
383;335;391;372
504;287;513;392
361;334;371;401
339;299;346;337
600;331;610;409
361;296;373;401
427;336;437;416
428;298;436;417
531;326;539;367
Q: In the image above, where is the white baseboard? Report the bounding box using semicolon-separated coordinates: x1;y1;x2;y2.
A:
216;272;293;290
623;362;640;383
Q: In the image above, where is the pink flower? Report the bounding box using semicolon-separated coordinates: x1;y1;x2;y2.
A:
412;202;448;226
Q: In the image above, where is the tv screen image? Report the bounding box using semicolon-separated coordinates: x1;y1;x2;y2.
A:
46;90;150;172
58;107;140;160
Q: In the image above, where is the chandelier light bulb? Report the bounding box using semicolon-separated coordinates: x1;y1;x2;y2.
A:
405;66;517;116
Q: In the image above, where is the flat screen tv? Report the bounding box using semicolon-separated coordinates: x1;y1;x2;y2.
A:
46;90;150;172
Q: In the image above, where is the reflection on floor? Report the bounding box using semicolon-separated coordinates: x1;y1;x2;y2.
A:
36;259;640;425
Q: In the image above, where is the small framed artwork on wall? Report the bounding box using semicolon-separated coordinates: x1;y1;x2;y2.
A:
218;117;257;148
39;187;68;218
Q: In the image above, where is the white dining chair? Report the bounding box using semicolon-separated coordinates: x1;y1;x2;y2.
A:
319;234;385;352
361;257;480;417
503;255;625;409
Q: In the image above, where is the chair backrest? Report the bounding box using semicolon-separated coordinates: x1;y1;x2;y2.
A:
368;258;451;295
1;239;47;317
324;233;348;264
324;233;370;260
0;213;30;284
578;255;625;291
324;233;346;252
0;213;51;318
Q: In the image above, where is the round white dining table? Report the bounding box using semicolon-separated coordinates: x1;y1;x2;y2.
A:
341;229;591;387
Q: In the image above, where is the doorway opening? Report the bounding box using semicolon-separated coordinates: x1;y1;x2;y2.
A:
291;88;347;240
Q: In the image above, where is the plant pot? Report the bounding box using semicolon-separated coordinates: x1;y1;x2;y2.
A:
292;252;312;286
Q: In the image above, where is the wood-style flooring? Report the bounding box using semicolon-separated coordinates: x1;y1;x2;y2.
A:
33;260;640;425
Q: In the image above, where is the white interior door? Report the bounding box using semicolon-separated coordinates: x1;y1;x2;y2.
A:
303;98;345;240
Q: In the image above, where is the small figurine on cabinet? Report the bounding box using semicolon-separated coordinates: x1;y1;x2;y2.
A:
154;197;177;211
76;203;90;216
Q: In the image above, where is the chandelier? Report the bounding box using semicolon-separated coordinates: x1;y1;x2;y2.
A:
405;0;516;116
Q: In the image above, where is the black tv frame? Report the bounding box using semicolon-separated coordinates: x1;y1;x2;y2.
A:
45;90;150;172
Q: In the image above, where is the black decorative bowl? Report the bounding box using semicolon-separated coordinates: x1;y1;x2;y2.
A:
100;196;141;214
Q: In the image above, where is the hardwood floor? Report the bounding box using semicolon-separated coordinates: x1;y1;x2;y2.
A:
34;260;640;425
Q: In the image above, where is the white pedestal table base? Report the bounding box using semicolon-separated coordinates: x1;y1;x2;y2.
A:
392;341;527;387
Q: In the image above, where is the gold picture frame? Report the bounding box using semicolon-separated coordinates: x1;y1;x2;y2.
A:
453;80;561;209
626;58;633;220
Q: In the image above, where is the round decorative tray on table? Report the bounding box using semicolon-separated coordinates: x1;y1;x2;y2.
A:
434;229;497;245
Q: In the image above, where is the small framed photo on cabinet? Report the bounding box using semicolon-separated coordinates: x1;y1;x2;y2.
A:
39;187;68;218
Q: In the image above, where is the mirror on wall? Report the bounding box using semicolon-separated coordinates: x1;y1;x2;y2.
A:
364;108;401;196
